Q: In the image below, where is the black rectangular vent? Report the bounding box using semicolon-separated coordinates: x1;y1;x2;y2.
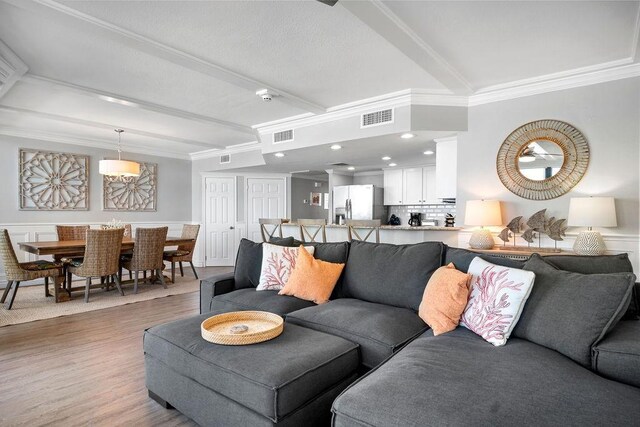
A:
273;129;294;143
219;154;230;164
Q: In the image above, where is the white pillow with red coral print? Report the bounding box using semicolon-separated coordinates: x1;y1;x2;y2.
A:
256;244;315;291
460;257;536;346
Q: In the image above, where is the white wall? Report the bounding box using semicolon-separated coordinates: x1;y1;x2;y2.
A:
0;135;192;223
457;77;640;270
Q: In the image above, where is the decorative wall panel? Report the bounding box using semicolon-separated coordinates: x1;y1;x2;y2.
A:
19;148;89;210
103;162;157;211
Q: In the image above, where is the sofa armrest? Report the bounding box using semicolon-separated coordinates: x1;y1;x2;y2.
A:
200;272;235;314
593;320;640;388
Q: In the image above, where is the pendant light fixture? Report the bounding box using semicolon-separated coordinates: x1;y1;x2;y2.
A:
99;129;140;181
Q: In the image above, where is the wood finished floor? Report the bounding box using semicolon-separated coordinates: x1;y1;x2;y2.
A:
0;266;233;427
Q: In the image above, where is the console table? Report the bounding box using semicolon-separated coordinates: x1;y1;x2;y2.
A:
470;248;575;261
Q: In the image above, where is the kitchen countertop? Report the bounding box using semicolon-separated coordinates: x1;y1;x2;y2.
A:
283;223;460;231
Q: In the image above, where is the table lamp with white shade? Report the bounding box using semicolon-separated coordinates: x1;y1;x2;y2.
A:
568;197;617;255
464;200;502;249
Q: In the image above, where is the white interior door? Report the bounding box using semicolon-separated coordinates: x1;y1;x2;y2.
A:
205;177;237;266
247;178;286;242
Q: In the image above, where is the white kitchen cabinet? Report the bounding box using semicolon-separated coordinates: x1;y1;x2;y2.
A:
423;165;437;203
402;168;423;204
435;138;457;199
383;169;403;205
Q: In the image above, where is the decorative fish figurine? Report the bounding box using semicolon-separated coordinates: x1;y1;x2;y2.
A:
526;209;547;231
506;216;523;234
547;218;568;241
522;228;536;243
498;228;511;243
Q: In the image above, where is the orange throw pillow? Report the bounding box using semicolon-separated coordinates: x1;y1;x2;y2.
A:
419;263;472;336
278;246;345;304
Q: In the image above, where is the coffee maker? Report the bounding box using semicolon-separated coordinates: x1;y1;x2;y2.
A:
408;213;422;227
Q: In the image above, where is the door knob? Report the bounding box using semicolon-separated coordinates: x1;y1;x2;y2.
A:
229;226;235;230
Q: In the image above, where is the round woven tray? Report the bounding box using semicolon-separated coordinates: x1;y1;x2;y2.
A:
200;311;284;345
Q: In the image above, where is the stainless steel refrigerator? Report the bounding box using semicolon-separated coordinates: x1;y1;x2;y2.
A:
332;185;385;224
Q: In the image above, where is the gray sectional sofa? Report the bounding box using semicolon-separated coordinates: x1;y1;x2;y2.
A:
145;238;640;426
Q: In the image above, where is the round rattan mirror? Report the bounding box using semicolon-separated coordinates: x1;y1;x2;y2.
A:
496;120;589;200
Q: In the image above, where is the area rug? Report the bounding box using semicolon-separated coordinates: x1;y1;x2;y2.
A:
0;276;204;327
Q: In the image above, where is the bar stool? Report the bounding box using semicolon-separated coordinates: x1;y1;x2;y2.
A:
346;219;381;243
298;219;327;243
258;219;285;243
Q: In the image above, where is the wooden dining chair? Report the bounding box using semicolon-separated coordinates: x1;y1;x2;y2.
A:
163;224;200;283
67;228;124;303
121;227;168;294
259;218;284;243
0;229;63;309
298;219;327;243
347;219;381;243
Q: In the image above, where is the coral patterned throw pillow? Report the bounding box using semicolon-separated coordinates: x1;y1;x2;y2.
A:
460;257;535;346
256;243;315;291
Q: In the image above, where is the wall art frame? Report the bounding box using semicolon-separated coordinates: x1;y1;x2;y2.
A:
103;161;157;211
19;148;89;210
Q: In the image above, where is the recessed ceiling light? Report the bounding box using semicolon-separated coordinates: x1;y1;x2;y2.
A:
382;156;391;161
423;150;434;155
388;163;397;167
274;152;285;158
400;133;415;139
347;166;355;171
330;144;342;150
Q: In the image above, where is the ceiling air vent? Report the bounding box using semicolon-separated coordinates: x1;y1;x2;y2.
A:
361;108;393;128
273;129;294;144
329;162;350;167
219;154;230;164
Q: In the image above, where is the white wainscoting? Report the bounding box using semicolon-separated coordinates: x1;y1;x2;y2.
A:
457;230;640;273
0;221;201;285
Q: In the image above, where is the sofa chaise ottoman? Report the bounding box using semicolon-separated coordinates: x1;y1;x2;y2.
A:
144;314;359;427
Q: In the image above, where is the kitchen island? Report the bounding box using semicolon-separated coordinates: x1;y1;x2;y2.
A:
281;223;461;246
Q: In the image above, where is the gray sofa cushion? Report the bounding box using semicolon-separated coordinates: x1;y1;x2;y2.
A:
544;253;633;274
233;239;263;289
514;254;635;367
287;298;427;368
233;238;347;291
209;288;315;316
593;320;640;388
545;253;638;320
332;327;640;427
444;246;526;271
342;240;443;311
145;316;359;422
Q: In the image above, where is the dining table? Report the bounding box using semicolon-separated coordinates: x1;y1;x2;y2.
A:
18;236;195;302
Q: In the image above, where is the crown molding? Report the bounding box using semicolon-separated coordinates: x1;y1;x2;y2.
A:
0;105;223;149
0;126;190;160
22;74;253;135
433;136;458;144
189;141;262;161
469;60;640;106
7;0;325;114
353;170;383;177
0;39;28;99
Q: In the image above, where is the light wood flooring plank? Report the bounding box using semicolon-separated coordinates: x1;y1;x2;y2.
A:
0;266;233;427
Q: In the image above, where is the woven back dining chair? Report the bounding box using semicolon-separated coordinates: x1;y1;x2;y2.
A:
56;225;90;241
259;218;284;243
67;228;125;303
163;224;200;283
0;229;63;309
121;227;168;294
346;219;381;243
298;219;327;243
